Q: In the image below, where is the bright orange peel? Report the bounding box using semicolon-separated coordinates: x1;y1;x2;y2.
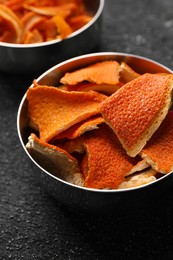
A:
0;4;23;43
26;82;107;142
60;61;120;86
100;73;173;157
53;116;105;141
140;111;173;174
0;0;92;43
59;124;146;189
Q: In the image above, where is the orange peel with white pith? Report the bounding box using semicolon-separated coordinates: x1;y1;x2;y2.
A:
26;133;84;186
140;111;173;174
118;168;157;189
119;62;140;83
100;73;173;157
58;124;146;189
26;82;107;143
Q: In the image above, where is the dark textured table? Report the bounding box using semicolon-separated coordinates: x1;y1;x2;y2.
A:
1;0;173;259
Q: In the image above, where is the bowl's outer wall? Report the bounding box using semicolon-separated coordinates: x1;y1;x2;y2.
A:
0;0;103;74
18;53;173;214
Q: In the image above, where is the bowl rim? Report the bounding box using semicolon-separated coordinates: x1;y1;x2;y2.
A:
17;51;173;194
0;0;104;49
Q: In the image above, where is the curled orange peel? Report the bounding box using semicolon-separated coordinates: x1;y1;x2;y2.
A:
0;4;23;43
26;133;84;186
0;0;92;43
23;3;77;18
119;62;140;83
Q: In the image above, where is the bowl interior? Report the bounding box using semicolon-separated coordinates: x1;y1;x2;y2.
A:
18;52;173;177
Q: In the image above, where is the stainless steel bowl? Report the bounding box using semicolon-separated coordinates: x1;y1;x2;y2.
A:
0;0;104;75
17;52;173;215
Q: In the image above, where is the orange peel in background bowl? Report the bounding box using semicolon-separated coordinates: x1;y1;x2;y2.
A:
24;57;173;190
0;1;104;74
0;0;93;44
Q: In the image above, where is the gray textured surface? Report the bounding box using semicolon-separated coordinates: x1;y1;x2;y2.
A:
0;0;173;259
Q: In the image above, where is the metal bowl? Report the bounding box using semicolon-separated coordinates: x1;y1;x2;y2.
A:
17;52;173;215
0;0;104;75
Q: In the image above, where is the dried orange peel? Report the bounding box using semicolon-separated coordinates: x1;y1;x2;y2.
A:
25;60;173;190
52;116;105;141
100;73;173;157
118;168;157;189
59;60;141;95
61;82;124;96
119;62;140;83
23;3;77;18
60;61;120;85
26;82;107;142
58;124;147;189
0;4;23;43
26;133;84;186
140;111;173;174
0;0;92;44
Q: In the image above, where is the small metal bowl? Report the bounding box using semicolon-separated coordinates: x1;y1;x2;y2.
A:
17;52;173;215
0;0;104;75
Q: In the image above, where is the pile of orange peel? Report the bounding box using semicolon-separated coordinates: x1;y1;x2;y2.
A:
25;60;173;190
0;0;92;44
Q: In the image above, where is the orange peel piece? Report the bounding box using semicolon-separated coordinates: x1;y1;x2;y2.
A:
21;11;46;39
52;116;105;141
26;83;107;142
118;62;140;83
140;111;173;174
0;1;92;43
118;168;157;189
23;3;77;18
125;159;149;176
53;15;72;39
68;14;92;31
60;124;146;189
26;133;84;186
100;73;173;157
61;82;124;95
23;28;43;43
0;4;23;43
60;61;120;85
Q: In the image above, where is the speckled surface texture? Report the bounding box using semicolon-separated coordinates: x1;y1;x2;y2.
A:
1;0;173;259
